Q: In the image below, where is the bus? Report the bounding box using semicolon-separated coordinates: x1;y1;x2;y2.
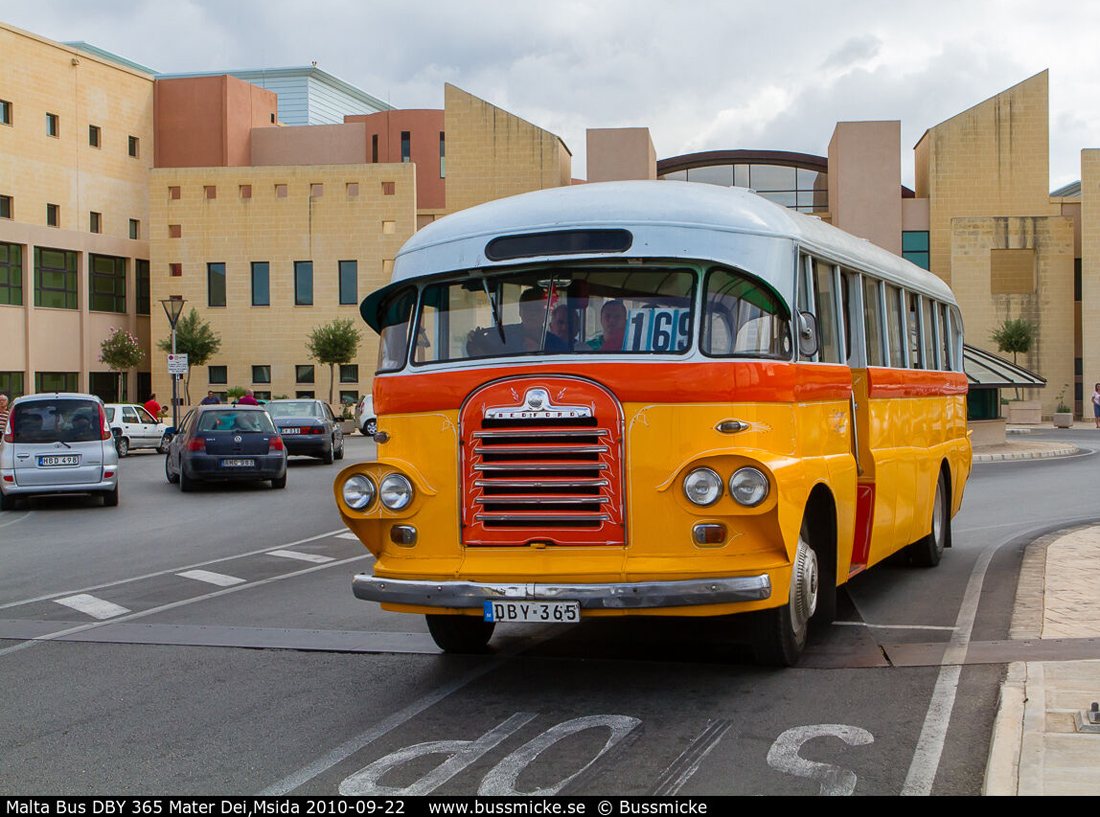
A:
334;181;971;665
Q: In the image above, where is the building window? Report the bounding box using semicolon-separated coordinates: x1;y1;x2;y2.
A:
88;125;101;148
208;365;227;385
311;183;324;197
34;247;78;309
46;203;60;227
252;365;271;384
902;231;930;270
0;242;23;306
169;186;181;200
382;182;395;196
46;113;59;137
136;259;150;315
89;211;102;234
0;100;11;126
0;195;11;219
89;371;125;404
382;220;395;235
240;184;252;199
208;262;227;307
372;134;378;163
339;260;357;305
35;372;78;393
0;371;24;399
169;224;181;238
339;364;359;383
295;365;315;384
204;185;217;199
169;263;182;278
347;182;359;197
251;261;270;306
129;219;140;239
339;390;359;408
294;261;313;306
400;131;411;162
275;184;287;198
89;254;126;313
440;131;446;178
128;136;139;158
295;390;315;399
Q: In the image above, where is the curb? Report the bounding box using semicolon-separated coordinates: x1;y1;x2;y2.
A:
973;445;1080;463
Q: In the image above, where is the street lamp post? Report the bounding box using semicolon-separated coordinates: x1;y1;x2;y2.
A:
160;296;187;431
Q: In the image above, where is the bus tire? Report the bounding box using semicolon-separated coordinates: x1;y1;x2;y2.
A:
426;614;495;654
909;472;948;567
751;532;817;666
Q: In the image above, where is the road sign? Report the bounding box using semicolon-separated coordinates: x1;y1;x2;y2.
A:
167;353;189;375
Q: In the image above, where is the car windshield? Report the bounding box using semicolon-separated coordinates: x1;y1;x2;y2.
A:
400;265;697;368
266;401;320;419
196;411;276;434
10;400;102;444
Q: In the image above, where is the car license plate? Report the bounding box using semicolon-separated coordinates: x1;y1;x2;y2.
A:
483;600;580;623
281;428;301;435
222;459;255;467
38;455;80;467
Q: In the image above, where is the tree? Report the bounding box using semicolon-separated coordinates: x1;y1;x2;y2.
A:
991;317;1036;399
99;326;145;402
306;318;362;405
157;309;222;405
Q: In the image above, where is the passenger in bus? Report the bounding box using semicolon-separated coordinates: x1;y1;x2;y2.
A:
588;299;627;351
467;287;568;355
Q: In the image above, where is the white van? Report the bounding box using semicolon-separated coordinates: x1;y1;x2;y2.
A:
0;393;120;510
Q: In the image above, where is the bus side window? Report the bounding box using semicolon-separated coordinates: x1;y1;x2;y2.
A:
938;302;952;371
921;297;937;370
907;292;923;369
863;277;886;367
885;285;905;367
812;258;842;363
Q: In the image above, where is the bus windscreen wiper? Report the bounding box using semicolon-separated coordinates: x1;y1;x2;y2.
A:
481;277;507;344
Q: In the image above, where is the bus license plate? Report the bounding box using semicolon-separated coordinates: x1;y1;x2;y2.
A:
484;600;580;623
222;459;255;467
39;455;80;467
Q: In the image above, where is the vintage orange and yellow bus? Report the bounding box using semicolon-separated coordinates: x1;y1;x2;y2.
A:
334;181;971;665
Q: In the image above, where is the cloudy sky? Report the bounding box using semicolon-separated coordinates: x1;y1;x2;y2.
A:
5;0;1097;189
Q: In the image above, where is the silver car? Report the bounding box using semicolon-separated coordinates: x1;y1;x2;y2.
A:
0;393;120;509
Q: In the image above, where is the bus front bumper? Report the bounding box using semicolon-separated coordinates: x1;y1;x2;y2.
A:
352;573;772;610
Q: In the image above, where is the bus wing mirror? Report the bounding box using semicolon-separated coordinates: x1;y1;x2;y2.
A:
797;312;819;358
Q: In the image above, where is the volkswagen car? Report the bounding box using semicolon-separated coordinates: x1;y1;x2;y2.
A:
165;405;287;491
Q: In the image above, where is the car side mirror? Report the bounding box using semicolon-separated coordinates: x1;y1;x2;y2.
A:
797;311;819;358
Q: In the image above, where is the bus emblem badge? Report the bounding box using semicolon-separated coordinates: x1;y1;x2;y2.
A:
485;388;592;420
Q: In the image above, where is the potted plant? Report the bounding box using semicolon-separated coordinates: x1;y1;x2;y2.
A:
1053;384;1073;428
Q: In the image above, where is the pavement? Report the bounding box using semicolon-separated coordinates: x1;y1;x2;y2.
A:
972;426;1100;795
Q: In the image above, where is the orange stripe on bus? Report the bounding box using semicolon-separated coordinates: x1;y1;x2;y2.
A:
375;362;854;414
864;368;968;398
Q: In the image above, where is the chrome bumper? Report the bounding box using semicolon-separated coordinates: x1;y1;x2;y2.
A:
352;572;772;610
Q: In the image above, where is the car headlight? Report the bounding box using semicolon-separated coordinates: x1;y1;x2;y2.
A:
379;474;414;511
342;475;376;510
683;467;723;507
729;467;769;507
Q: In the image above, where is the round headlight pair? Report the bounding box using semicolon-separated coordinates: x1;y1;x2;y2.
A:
341;473;414;512
682;466;769;508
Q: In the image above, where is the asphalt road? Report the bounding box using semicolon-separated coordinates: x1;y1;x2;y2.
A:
2;429;1097;796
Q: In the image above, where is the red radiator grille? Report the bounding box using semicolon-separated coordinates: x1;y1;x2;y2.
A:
460;377;625;547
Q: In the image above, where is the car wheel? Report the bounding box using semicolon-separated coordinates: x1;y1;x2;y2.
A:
157;433;173;454
179;465;195;493
165;454;179;484
103;485;119;507
908;472;949;567
271;472;287;489
426;614;495;653
322;438;334;465
365;419;377;437
116;437;130;457
335;434;345;461
750;531;817;667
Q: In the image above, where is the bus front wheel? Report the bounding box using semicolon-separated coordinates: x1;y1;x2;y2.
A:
751;532;817;667
426;614;495;653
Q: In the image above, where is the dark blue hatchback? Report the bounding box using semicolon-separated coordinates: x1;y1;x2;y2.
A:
165;405;287;491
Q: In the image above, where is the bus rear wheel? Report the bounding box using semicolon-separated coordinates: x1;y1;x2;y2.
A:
426;614;495;653
751;532;817;667
909;472;948;567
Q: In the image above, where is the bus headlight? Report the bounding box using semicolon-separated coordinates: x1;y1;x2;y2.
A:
380;474;414;511
683;468;723;507
343;475;376;510
729;467;769;507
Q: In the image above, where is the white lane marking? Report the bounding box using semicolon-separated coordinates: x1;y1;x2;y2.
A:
54;594;131;620
0;551;372;660
0;509;34;529
178;569;246;587
766;724;874;796
268;550;334;564
336;532;359;540
901;544;996;795
650;719;732;796
0;527;349;611
832;622;957;632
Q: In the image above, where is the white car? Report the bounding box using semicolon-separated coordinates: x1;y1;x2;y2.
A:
104;403;172;457
355;394;377;436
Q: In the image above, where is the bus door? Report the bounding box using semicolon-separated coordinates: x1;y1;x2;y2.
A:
848;273;884;574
